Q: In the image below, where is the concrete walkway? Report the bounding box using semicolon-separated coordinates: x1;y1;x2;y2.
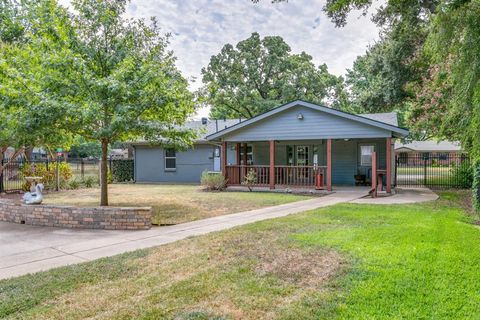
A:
350;187;438;204
0;190;367;280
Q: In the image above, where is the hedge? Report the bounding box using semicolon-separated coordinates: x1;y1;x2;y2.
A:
473;160;480;213
111;159;134;182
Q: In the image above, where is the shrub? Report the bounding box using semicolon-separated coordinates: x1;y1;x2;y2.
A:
242;169;257;191
200;171;227;191
82;176;98;188
20;161;73;190
111;159;134;182
68;179;81;190
473;161;480;213
451;161;473;188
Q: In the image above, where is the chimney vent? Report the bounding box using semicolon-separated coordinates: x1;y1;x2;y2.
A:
201;117;208;125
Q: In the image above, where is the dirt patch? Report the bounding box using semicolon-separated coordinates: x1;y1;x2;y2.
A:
254;248;343;287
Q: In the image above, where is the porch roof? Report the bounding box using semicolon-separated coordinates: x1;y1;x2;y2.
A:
206;100;409;141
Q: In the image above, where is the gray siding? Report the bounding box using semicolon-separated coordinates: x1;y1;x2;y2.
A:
135;144;217;183
222;106;391;141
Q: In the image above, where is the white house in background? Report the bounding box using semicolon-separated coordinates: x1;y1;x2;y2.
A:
395;141;463;165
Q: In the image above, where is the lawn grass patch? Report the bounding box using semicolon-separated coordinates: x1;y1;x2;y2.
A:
2;190;480;319
43;184;310;225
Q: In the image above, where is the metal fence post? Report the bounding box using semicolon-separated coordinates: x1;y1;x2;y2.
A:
423;157;427;186
55;158;60;191
0;159;4;193
81;159;85;179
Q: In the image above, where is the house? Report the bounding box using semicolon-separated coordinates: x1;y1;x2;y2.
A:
395;141;463;166
133;100;409;191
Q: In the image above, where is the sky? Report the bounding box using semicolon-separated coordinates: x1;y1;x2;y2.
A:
61;0;380;118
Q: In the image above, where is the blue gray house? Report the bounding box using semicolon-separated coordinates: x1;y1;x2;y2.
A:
132;100;408;192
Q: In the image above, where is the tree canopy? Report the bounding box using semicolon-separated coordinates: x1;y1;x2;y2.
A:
1;0;196;205
201;32;346;119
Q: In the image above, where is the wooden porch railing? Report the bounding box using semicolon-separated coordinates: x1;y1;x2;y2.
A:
225;165;327;188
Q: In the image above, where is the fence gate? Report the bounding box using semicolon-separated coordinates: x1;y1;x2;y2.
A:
395;153;471;189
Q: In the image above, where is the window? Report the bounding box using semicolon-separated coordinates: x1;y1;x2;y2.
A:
296;146;309;166
439;153;447;160
360;145;374;166
422;152;430;160
240;145;253;165
165;149;176;170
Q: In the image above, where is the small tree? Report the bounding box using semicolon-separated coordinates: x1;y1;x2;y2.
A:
3;0;196;205
242;169;257;192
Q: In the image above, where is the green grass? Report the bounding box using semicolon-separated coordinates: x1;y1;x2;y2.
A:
43;184;310;225
1;191;479;319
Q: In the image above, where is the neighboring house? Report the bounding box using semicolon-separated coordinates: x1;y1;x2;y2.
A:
395;141;463;165
133;100;409;192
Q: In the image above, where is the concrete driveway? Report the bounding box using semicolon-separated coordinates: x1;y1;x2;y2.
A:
0;190;368;280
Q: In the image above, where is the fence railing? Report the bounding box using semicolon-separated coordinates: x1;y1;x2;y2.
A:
225;165;327;188
395;153;471;189
0;157;132;193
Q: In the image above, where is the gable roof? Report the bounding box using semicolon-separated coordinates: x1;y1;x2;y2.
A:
395;141;462;152
206;100;408;140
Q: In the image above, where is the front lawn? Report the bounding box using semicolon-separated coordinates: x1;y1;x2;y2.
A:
43;184;310;225
2;191;479;319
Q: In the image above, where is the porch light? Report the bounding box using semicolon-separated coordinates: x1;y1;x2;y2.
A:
297;113;304;120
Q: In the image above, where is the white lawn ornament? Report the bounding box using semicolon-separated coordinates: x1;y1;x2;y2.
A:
22;183;44;205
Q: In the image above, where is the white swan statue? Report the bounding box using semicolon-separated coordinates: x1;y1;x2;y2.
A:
22;183;44;205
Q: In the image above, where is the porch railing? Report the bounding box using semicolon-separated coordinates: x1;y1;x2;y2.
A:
225;165;327;188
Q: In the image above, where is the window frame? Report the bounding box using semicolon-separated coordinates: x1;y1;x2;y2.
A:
359;144;375;166
164;148;176;171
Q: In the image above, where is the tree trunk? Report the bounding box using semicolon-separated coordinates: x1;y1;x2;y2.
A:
100;139;109;206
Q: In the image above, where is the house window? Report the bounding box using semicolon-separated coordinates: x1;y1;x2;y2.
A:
422;152;430;160
296;146;309;166
165;149;176;171
360;145;374;166
439;153;447;160
240;145;253;165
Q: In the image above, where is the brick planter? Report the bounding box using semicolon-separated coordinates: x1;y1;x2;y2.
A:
0;199;152;230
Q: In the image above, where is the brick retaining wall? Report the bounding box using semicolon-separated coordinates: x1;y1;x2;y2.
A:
0;199;152;230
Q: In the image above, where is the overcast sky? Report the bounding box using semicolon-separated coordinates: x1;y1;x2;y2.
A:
61;0;380;118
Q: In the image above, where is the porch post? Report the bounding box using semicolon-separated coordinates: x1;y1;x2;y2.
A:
269;140;275;189
386;137;392;193
221;141;227;179
327;139;332;191
235;143;241;165
371;151;377;198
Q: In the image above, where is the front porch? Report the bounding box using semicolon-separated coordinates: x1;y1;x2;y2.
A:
221;138;393;194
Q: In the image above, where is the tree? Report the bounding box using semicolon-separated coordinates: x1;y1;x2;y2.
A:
409;0;480;157
0;0;73;169
201;32;346;119
3;0;196;205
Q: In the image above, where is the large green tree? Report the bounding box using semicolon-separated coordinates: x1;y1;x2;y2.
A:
201;32;347;119
409;0;480;157
0;0;73;167
3;0;196;205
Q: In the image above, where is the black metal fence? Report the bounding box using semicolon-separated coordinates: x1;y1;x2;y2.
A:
0;158;101;193
395;153;472;189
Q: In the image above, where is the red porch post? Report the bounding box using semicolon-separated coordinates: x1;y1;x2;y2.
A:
235;143;241;165
327;139;332;191
269;140;275;189
221;141;227;179
386;137;392;193
371;151;377;197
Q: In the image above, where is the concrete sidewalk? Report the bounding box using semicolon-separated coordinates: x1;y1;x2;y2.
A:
0;190;367;280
